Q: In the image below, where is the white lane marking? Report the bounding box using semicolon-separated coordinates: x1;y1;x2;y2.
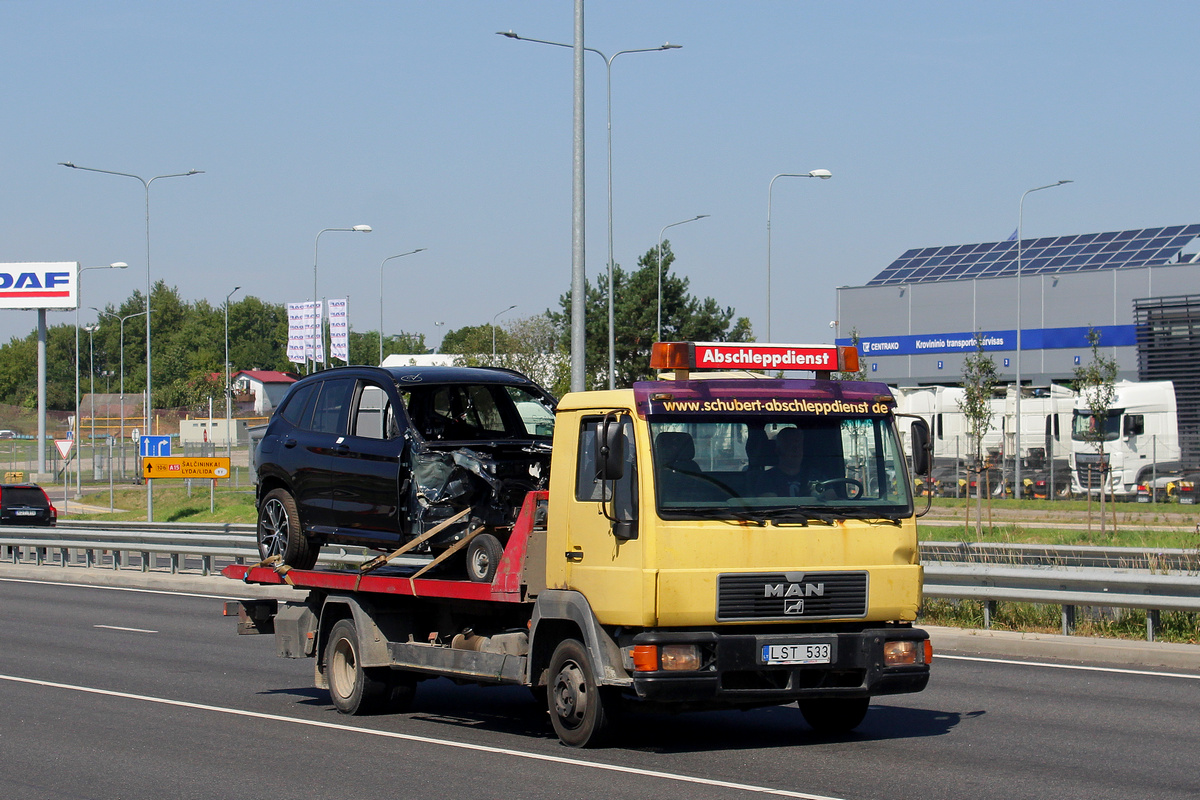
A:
94;625;158;634
0;575;264;601
936;653;1200;680
0;672;843;800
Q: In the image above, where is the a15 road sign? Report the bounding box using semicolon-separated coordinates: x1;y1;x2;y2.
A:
142;457;231;481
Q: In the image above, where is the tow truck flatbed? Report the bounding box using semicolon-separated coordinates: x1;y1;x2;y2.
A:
222;490;546;604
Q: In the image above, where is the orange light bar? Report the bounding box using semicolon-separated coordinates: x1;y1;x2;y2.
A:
649;342;691;371
838;345;860;373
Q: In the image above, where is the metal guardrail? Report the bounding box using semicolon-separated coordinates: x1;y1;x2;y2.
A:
1;524;1197;641
0;520;387;576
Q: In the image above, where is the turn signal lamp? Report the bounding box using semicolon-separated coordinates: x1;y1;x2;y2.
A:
883;639;921;667
632;644;658;671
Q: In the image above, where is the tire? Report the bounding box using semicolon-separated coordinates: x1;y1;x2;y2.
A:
547;638;614;747
799;697;870;734
325;618;390;715
465;532;504;583
257;488;319;569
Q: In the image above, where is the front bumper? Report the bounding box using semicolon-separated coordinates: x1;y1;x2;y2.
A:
629;627;929;707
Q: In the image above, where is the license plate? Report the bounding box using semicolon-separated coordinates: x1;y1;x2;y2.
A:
1137;495;1150;503
1181;495;1195;504
761;643;832;665
14;510;36;516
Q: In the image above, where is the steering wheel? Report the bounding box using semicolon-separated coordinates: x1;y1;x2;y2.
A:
812;478;865;500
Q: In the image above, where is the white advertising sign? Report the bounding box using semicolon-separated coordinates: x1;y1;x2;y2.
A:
286;300;323;365
328;298;349;363
0;262;78;310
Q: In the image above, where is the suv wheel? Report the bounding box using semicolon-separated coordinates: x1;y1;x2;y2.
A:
257;488;319;569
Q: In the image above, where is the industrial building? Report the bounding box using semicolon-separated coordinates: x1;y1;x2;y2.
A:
835;223;1200;467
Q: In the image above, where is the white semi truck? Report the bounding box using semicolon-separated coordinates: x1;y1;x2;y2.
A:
1069;380;1180;499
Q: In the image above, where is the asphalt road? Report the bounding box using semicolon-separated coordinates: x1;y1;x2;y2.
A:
1;575;1198;800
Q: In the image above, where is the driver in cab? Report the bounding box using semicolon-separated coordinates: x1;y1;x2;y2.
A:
758;427;817;498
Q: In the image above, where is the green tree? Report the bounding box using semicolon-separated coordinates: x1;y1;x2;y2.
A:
959;331;998;538
1073;327;1119;535
439;324;512;356
549;241;753;388
348;330;428;366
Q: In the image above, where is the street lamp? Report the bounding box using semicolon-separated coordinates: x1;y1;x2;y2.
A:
73;262;127;498
313;225;372;372
379;249;427;365
84;324;100;450
499;30;681;389
225;286;241;464
657;215;709;343
1014;179;1072;499
60;161;204;521
766;169;832;341
92;307;145;479
492;304;517;357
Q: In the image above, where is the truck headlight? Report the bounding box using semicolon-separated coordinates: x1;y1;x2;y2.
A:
660;644;701;671
883;640;921;666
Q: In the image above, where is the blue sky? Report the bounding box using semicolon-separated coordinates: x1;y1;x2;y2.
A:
2;1;1197;357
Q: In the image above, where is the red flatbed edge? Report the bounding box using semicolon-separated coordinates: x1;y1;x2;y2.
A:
222;490;547;604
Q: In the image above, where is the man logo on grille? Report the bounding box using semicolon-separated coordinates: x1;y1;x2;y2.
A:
764;582;825;598
784;599;805;615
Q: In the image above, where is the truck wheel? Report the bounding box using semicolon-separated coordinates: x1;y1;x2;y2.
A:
326;618;389;715
257;488;319;570
799;697;870;734
547;638;613;747
465;533;504;583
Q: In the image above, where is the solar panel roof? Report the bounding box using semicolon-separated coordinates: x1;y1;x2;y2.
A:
867;224;1200;286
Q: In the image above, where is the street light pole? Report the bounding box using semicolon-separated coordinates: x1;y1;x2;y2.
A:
498;31;681;389
492;304;517;358
85;323;99;452
1015;179;1072;499
379;248;427;365
74;262;127;500
225;286;241;465
60;162;203;521
93;307;146;480
766;170;832;342
657;215;709;343
313;225;372;373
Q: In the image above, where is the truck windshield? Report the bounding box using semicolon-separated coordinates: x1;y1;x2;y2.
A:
648;417;911;521
1071;409;1121;443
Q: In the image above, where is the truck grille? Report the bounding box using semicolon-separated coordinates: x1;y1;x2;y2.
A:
717;571;868;621
1074;453;1109;489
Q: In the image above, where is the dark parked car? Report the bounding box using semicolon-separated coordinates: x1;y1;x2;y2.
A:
254;365;556;580
0;483;57;526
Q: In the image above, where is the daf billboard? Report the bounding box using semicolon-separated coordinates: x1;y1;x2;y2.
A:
0;262;78;310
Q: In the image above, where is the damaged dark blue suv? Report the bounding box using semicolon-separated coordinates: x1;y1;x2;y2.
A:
254;365;555;580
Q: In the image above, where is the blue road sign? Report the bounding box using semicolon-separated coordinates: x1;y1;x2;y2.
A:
140;435;172;457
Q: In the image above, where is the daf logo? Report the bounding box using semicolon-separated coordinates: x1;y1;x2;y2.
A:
763;582;825;598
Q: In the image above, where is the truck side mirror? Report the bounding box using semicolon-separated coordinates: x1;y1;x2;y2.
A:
595;415;625;480
910;418;932;477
